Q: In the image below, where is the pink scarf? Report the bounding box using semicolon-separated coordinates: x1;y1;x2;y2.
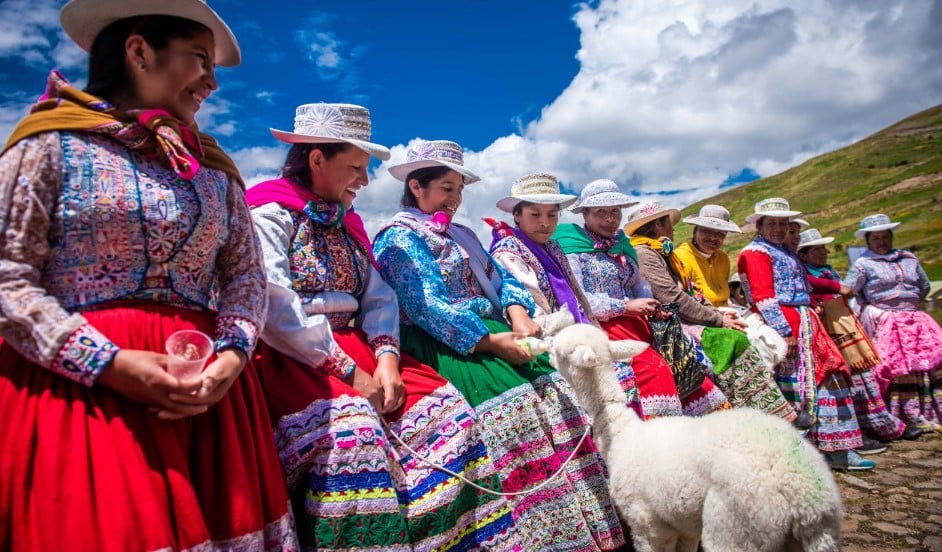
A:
245;177;376;268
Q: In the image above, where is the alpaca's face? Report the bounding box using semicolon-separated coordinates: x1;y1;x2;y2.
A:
549;324;612;376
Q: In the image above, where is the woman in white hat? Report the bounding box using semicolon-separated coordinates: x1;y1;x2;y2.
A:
374;145;627;550
796;228;915;450
845;213;942;432
629;202;795;420
246;112;513;549
738;199;873;471
486;172;643;415
0;1;294;548
555;180;686;418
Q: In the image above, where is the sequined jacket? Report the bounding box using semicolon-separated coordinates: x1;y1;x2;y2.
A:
0;132;267;386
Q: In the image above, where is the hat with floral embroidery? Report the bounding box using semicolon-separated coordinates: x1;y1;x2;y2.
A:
387;140;479;183
624;201;682;236
270;103;390;160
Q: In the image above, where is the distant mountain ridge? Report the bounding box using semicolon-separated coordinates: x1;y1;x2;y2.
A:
675;104;942;279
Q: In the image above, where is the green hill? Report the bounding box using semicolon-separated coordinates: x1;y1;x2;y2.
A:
674;104;942;279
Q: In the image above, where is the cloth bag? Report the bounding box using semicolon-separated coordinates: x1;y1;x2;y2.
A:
819;296;881;372
648;302;707;398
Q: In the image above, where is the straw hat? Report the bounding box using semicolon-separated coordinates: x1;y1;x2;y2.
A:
797;228;834;250
744;197;802;225
270;103;390;160
569;179;637;213
496;173;577;213
60;0;241;66
682;204;742;233
624;201;682;236
387;140;479;183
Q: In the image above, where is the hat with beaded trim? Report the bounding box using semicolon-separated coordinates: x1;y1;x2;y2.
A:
745;197;802;225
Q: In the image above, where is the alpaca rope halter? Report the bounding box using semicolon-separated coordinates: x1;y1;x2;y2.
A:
381;419;591;497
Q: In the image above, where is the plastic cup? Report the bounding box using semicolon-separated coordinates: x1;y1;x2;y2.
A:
165;330;213;382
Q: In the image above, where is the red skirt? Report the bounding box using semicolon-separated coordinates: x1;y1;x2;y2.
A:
600;315;684;418
0;304;294;551
255;327;446;424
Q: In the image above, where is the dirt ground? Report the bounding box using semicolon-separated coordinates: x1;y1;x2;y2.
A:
839;430;942;551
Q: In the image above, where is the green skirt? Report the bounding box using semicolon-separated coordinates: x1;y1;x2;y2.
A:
400;319;626;551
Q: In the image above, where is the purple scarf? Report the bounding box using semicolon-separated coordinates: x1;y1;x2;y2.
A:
487;218;590;324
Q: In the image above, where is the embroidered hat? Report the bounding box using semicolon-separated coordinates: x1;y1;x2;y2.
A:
495;172;577;213
682;204;742;233
744;197;802;225
60;0;241;66
387;140;479;183
790;217;810;230
854;213;901;239
623;201;682;236
270;103;391;160
797;228;835;250
568;179;637;213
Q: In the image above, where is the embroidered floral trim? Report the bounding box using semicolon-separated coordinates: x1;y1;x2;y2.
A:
371;334;400;359
214;315;259;356
51;324;120;387
324;342;356;379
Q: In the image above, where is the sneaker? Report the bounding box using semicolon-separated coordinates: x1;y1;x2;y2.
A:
824;450;876;472
854;436;888;455
900;426;924;441
793;410;816;430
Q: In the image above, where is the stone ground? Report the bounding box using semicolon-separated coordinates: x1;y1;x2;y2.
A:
839;430;942;551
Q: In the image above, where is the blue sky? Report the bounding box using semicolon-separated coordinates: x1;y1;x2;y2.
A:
2;0;940;239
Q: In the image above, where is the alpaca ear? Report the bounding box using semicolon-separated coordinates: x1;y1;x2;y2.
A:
573;345;598;367
610;339;649;361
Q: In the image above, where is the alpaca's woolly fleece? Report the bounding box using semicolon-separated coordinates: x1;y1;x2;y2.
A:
550;323;843;552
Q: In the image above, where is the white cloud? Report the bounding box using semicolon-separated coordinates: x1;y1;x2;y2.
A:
354;0;942;244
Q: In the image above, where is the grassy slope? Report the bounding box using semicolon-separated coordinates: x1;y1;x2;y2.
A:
673;104;942;280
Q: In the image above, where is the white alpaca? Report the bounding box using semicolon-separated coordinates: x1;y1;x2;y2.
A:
549;323;843;552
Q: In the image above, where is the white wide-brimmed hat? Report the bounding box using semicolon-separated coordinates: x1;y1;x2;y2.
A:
496;173;577;213
682;204;742;233
387;140;479;183
624;201;682;236
745;197;802;225
854;213;901;239
270;103;390;160
60;0;241;66
797;228;834;250
790;217;810;230
569;179;637;213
